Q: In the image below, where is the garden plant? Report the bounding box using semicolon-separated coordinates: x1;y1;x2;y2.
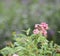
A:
0;22;60;56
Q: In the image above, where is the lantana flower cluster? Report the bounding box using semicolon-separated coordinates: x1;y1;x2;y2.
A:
33;22;48;37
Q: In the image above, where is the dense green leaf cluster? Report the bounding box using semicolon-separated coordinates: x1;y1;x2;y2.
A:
0;29;60;56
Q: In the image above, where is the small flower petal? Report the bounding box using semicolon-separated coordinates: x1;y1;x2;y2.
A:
33;29;40;34
35;24;39;28
13;54;19;56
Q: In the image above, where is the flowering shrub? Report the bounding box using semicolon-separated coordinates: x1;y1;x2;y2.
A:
0;22;60;56
33;22;48;37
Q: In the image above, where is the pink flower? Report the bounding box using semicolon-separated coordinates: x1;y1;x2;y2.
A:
33;22;48;37
41;22;48;30
39;24;44;30
40;29;47;37
35;24;39;28
42;30;47;36
13;54;19;56
33;29;40;34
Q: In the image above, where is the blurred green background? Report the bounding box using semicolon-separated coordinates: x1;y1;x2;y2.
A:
0;0;60;48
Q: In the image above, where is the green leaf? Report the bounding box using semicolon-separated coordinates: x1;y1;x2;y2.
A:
26;28;30;35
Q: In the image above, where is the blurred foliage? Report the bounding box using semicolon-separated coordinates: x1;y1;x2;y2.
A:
0;0;60;48
1;30;60;56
